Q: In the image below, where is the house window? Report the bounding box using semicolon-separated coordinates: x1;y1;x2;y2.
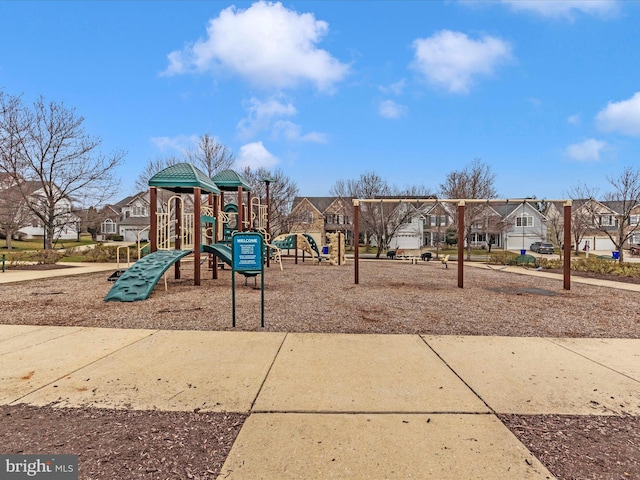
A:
630;215;640;225
426;215;447;227
132;206;148;217
516;215;533;227
102;219;116;234
300;212;313;223
599;215;617;227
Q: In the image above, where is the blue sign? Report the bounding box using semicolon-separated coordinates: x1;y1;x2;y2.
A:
232;233;263;271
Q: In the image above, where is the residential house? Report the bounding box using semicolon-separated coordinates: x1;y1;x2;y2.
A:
289;196;354;247
492;202;548;251
0;177;80;241
386;200;548;252
100;192;150;242
545;199;619;252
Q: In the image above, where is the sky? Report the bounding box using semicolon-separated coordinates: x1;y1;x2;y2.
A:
2;0;640;203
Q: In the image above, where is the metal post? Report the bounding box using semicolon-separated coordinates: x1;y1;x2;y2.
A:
457;201;465;289
563;201;572;290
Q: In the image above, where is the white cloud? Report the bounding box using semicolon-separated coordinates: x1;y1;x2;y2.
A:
498;0;618;19
234;141;280;170
378;100;408;119
411;30;512;94
596;92;640;136
237;96;297;139
163;1;350;91
272;120;327;143
150;134;199;155
567;113;581;125
379;79;407;96
565;138;607;162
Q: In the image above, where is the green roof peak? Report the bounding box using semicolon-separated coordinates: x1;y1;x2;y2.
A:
148;163;221;194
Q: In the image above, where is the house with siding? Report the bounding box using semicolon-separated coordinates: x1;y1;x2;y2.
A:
2;179;80;241
386;200;548;251
100;192;150;242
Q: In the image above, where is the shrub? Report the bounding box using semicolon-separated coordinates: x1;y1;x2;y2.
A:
84;245;119;262
538;256;640;279
33;249;63;264
487;251;515;265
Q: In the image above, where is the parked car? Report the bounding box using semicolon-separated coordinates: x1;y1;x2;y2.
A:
530;242;554;254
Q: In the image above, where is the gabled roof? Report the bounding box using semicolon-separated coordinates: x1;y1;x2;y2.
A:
149;163;221;194
492;201;545;220
291;197;325;215
211;169;252;192
113;192;148;209
292;196;353;213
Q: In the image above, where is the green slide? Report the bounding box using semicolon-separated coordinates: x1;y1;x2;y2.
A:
104;249;193;302
301;233;322;259
202;243;260;277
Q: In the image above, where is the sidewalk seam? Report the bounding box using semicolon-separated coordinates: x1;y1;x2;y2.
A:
545;338;640;384
248;332;288;412
9;329;160;405
419;335;496;414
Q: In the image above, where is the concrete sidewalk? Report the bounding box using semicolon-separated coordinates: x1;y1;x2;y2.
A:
1;326;638;479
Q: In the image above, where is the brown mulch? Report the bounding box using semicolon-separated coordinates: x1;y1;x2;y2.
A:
0;404;246;480
2;259;639;479
500;414;640;480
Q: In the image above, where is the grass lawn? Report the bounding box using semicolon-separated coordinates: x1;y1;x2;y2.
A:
0;235;95;252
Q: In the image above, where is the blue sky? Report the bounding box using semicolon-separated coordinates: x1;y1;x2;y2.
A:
2;0;640;202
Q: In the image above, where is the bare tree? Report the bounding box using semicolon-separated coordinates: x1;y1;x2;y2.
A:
186;134;235;177
439;159;497;260
538;202;565;259
570;168;640;262
240;166;298;237
331;171;433;258
134;155;181;193
0;94;125;249
0;175;31;249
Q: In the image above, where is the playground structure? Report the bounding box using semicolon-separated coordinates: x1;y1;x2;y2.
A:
105;164;274;302
351;198;573;290
269;231;346;266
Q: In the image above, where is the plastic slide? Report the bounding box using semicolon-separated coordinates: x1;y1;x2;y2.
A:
104;249;193;302
202;243;260;277
272;233;322;261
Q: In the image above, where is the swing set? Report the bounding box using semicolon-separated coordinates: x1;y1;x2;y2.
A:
352;198;573;290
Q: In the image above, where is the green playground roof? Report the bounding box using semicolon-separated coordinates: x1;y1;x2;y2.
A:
211;169;252;192
148;163;221;194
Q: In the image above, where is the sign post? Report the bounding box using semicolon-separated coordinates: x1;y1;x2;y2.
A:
231;232;265;327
